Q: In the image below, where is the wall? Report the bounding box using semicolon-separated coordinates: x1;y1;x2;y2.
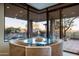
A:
0;4;9;56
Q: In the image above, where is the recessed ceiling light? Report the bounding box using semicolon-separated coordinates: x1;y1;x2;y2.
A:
15;14;18;16
63;15;66;17
20;11;23;13
6;6;10;9
72;12;75;14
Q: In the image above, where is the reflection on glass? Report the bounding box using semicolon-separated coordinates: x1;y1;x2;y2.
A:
5;17;60;46
29;21;47;45
32;21;47;38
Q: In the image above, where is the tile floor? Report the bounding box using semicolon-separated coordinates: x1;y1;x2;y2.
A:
0;52;78;56
63;52;79;56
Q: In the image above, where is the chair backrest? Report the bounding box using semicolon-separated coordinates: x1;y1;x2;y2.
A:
15;40;28;46
9;43;25;56
25;46;51;56
50;40;63;56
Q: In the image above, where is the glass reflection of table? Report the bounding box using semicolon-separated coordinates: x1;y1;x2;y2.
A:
23;37;51;46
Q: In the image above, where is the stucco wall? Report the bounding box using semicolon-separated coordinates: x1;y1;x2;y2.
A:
0;4;9;56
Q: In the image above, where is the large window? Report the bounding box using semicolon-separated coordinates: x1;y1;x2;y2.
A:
49;10;60;42
62;5;79;40
5;17;27;41
32;21;47;38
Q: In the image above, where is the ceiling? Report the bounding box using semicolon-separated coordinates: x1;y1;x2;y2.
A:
27;3;57;10
5;4;79;21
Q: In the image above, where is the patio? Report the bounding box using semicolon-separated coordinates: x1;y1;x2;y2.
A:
63;39;79;55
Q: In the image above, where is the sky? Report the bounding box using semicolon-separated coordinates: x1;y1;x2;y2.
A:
5;17;46;30
71;17;79;31
5;17;79;31
5;17;27;29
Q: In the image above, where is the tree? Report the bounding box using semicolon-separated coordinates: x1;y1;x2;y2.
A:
63;16;78;40
5;27;14;34
5;27;20;34
15;28;20;33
